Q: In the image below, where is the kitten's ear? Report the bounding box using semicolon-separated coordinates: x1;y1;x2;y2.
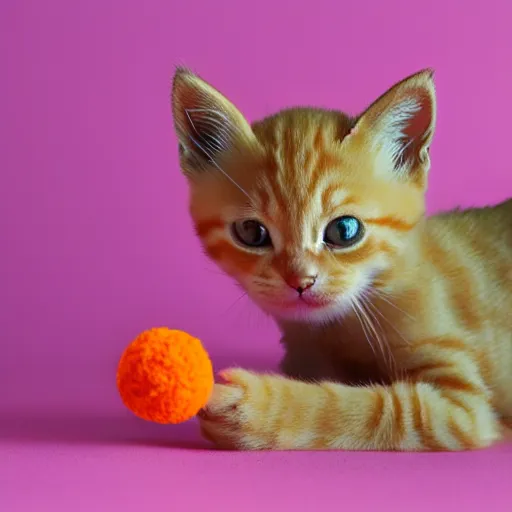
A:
171;67;257;173
353;69;436;183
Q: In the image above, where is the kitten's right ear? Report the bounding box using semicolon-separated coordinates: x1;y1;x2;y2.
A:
171;67;256;173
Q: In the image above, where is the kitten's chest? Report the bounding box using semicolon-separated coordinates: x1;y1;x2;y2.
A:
303;321;397;385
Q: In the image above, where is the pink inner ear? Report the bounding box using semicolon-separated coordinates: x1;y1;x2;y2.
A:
403;92;432;140
344;124;360;141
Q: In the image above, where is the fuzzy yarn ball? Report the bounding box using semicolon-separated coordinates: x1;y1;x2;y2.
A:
116;327;214;424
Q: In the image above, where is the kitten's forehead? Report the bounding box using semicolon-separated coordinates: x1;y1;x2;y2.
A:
250;108;355;244
252;108;354;178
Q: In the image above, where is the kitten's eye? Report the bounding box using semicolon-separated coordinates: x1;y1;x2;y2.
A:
324;216;364;247
232;220;271;248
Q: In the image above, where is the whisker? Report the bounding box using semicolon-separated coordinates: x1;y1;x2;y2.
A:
350;299;377;358
255;284;278;291
371;288;415;321
360;293;397;372
252;278;276;286
224;291;248;315
365;292;410;348
359;295;384;350
184;111;254;204
356;295;386;363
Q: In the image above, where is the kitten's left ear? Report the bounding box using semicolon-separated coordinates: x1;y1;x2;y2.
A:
353;69;436;183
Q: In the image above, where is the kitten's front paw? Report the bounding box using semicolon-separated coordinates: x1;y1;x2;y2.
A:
198;369;284;450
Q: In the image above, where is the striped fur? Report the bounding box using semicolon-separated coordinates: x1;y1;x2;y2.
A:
171;67;512;451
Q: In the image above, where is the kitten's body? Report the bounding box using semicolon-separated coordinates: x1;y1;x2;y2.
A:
282;200;512;413
171;68;511;450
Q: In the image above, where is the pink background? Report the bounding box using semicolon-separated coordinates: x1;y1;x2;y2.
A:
1;1;511;510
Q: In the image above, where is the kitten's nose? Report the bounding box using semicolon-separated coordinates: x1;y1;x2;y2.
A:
285;274;317;294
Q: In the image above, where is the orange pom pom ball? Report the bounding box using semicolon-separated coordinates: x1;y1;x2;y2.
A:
116;327;214;424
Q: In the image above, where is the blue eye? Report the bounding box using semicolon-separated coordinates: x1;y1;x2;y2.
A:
324;216;364;247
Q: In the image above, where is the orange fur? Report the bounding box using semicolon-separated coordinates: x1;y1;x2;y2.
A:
171;67;511;451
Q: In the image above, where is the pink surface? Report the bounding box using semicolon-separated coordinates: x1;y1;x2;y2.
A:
1;1;511;510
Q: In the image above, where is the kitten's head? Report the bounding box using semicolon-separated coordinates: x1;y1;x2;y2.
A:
171;68;436;324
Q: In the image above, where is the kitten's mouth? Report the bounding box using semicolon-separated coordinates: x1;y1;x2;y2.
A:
264;295;332;312
297;296;330;308
257;293;344;323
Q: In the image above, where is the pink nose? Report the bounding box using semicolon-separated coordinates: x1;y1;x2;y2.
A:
285;274;317;294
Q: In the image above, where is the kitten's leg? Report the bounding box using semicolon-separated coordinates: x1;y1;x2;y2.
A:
199;337;500;451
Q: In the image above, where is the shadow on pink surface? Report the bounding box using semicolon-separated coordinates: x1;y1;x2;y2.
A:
0;413;208;450
2;413;511;452
0;353;279;450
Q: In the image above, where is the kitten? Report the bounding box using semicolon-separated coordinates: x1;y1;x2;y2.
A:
171;67;512;451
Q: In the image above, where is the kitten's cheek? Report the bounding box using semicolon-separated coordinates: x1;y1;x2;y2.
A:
236;276;256;292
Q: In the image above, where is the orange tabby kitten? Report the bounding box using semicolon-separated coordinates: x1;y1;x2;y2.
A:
171;67;512;451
